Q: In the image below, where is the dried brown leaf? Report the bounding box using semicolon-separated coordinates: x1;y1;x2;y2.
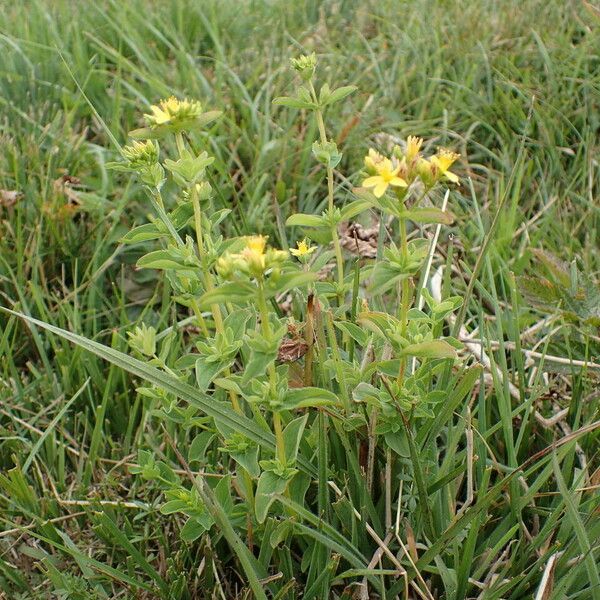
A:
0;189;23;208
340;221;379;258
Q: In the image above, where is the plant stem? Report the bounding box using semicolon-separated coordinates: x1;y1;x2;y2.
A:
189;298;210;337
397;213;411;386
308;81;345;305
190;188;225;333
257;280;286;463
324;312;350;412
303;294;315;386
175;132;186;157
189;163;242;414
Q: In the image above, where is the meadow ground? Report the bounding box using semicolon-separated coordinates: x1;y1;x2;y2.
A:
0;1;599;598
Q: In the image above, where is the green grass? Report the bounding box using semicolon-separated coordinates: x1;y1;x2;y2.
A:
0;0;599;598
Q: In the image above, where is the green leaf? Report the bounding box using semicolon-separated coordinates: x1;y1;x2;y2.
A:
265;271;317;297
214;475;234;514
213;377;244;395
339;199;372;221
242;348;278;383
531;249;571;286
281;415;309;464
352;382;383;405
93;512;170;595
384;431;410;457
211;208;232;227
160;499;188;515
189;431;214;464
352;186;402;217
231;447;261;479
121;223;166;244
312;140;342;168
398;207;454;225
255;471;289;523
273;96;316;110
196;480;270;599
334;321;369;346
270;519;294;548
180;516;210;542
275;496;380;591
357;311;400;340
282;388;341;411
198;282;257;308
195;357;227;392
552;454;600;589
286;213;327;228
214;420;261;478
368;262;411;295
399;339;459;359
137;249;199;271
321;85;357;107
518;276;560;308
420;364;483;445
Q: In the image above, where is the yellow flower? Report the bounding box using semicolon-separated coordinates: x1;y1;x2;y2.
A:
245;235;267;254
218;235;289;279
241;235;267;270
405;136;423;163
144;96;203;128
430;149;460;183
290;238;316;258
362;152;407;198
364;148;385;172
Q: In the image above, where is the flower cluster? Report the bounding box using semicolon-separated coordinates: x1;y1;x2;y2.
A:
362;139;460;196
144;96;204;128
362;149;407;198
217;235;288;279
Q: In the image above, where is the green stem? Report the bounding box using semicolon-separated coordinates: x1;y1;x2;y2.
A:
397;215;411;386
148;187;208;337
303;293;315;387
308;81;345;305
191;188;225;334
257;281;286;463
150;191;182;245
175;132;186;157
189;165;242;415
190;298;210;337
325;311;350;412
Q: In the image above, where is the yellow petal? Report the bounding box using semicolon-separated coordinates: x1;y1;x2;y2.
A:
390;176;408;188
444;170;459;183
406;136;423;161
246;235;267;254
363;176;382;188
373;181;388;198
378;158;393;173
434;149;460;172
150;106;170;124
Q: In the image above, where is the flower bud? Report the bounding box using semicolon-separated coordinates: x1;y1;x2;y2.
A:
290;52;317;81
122;140;159;168
127;323;157;357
